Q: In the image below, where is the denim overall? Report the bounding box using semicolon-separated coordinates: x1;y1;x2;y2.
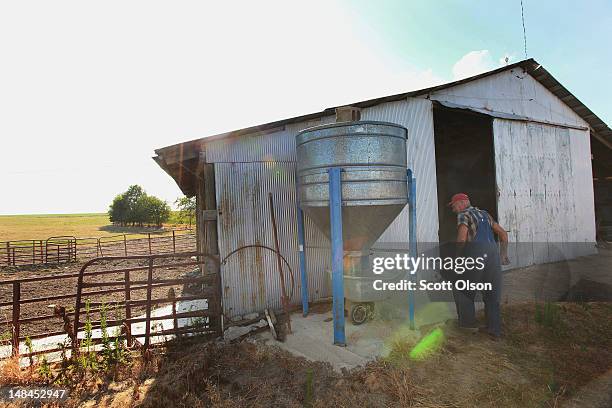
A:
454;208;502;336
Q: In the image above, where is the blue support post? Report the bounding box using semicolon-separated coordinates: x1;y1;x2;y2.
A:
407;169;417;330
328;167;346;346
296;204;309;317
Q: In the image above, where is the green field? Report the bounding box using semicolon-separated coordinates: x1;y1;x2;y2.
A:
0;212;188;242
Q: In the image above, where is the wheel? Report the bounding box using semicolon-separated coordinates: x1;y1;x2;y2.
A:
350;303;369;325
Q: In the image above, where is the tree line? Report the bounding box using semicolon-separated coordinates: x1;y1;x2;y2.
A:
108;185;171;227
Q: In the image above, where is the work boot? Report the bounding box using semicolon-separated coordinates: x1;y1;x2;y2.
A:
478;326;502;339
457;324;479;334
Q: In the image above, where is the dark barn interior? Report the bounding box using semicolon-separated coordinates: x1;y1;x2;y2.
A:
433;106;498;242
592;136;612;241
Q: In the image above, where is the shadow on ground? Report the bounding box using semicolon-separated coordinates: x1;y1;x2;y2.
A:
98;225;177;235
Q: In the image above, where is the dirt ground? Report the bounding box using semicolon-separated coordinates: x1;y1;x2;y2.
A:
0;251;611;407
0;300;610;408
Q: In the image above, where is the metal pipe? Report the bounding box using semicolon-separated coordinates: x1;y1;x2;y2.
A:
268;193;292;333
296;196;309;317
407;169;417;330
328;167;346;346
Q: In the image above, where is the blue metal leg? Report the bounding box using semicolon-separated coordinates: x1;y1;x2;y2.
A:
328;167;346;346
407;169;417;330
296;204;309;317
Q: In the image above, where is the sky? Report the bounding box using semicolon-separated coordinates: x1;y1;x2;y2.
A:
1;0;611;215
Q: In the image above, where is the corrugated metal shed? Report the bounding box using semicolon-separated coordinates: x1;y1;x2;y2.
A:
154;58;609;317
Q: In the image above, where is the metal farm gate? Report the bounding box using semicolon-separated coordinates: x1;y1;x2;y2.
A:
0;252;222;359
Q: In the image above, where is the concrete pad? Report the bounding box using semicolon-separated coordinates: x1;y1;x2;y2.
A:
258;312;374;371
257;296;455;371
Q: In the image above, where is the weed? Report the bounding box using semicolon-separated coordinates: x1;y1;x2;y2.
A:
24;336;34;367
190;316;208;332
99;315;129;381
37;356;52;381
304;368;314;408
535;300;561;328
54;338;77;385
100;303;112;366
78;299;98;371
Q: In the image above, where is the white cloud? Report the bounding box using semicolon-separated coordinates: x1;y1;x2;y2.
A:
451;50;517;81
452;50;496;80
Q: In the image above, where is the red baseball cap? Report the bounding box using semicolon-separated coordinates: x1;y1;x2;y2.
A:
448;193;469;206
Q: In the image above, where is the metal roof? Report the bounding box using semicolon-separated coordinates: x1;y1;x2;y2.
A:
154;58;612;195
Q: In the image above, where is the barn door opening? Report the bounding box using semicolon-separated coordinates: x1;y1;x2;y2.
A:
433;106;498;242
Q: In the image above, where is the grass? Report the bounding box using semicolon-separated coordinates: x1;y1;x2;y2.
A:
382;302;612;407
0;212;190;242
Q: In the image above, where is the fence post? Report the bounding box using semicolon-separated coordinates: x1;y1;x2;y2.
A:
172;230;176;254
169;288;178;336
32;241;35;265
124;235;128;256
39;241;43;264
124;269;132;346
144;258;154;349
148;234;152;255
12;282;21;356
11;248;15;266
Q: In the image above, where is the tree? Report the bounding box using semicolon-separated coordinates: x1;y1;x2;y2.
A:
108;194;129;226
124;185;146;226
108;185;171;227
141;195;171;227
175;196;196;227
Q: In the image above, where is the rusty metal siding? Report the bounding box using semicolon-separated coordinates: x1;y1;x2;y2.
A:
214;161;331;318
361;98;440;245
205;115;336;164
211;103;440;317
206;128;297;163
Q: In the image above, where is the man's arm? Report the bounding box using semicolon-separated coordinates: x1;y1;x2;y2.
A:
456;224;469;243
492;223;510;265
455;224;469;257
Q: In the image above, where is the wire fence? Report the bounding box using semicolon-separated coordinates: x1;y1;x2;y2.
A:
0;230;196;267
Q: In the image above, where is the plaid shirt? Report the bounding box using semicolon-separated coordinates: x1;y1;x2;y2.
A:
457;207;496;241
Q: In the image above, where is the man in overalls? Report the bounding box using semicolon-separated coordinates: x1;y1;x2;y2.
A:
449;193;509;338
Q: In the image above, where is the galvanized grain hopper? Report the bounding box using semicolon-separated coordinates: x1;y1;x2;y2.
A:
296;120;413;344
